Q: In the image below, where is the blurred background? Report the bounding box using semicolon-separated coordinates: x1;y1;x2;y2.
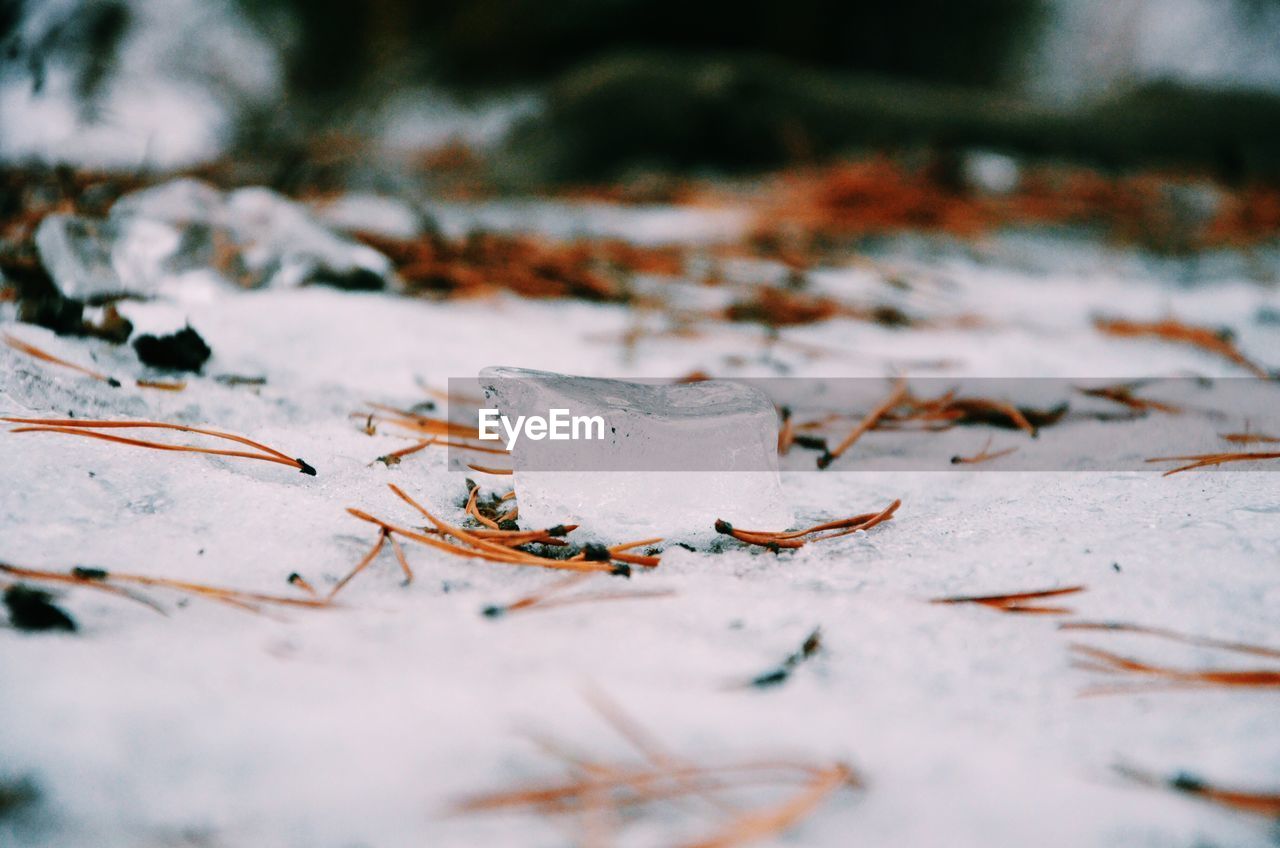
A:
3;0;1280;185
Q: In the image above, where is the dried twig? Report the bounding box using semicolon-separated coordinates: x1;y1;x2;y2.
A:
3;417;316;475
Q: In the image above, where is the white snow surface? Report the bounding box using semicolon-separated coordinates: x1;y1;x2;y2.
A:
1;203;1279;847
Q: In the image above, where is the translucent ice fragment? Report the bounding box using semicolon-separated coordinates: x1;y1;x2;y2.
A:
35;213;182;301
111;178;391;289
478;367;792;543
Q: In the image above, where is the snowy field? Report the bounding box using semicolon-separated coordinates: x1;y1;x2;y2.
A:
1;195;1279;847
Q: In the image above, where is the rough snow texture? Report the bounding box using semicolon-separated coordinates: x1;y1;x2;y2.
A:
1;202;1279;847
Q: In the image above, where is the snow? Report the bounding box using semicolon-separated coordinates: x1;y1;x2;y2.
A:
1;200;1279;847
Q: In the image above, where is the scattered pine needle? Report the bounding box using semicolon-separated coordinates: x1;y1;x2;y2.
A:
932;585;1084;615
1094;316;1271;378
741;627;822;689
716;500;900;552
1220;431;1280;445
818;379;906;469
372;438;435;467
2;417;316;475
482;573;675;618
4;332;120;386
950;437;1018;465
467;463;514;475
135;379;187;392
1070;644;1280;694
451;692;860;847
0;562;330;616
1114;764;1280;819
1146;451;1280;475
1077;382;1180;414
1060;621;1280;660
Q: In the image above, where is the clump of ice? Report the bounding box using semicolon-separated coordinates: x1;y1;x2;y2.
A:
479;366;793;542
34;179;394;301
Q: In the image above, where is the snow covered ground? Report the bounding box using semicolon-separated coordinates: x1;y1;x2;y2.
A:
1;198;1278;847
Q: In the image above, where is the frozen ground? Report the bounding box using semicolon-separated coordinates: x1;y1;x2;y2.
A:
1;199;1279;847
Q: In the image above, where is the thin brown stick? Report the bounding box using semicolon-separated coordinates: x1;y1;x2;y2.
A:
466;484;500;529
950;437;1017;465
681;764;854;848
135;379;187;392
467;463;514;475
372;438;434;467
818;378;907;468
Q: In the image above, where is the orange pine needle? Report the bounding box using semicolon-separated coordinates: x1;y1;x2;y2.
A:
1071;644;1280;692
932;585;1084;615
818;379;907;468
1060;622;1280;659
3;416;315;474
1147;451;1280;475
1094;316;1270;378
4;332;119;385
1114;765;1280;819
328;531;389;599
135;379;187;391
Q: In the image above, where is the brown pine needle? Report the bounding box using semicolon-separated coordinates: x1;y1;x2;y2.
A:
777;407;795;455
467;463;513;475
0;562;329;615
387;532;414;585
950;437;1018;465
1114;765;1280;819
373;438;434;467
1060;622;1280;659
1147;451;1280;475
483;575;674;617
347;508;614;573
452;693;860;845
0;562;167;614
3;416;315;475
716;500;900;550
818;378;907;468
4;333;119;386
1095;316;1270;378
932;585;1084;615
328;531;389;600
1071;644;1280;692
682;764;855;848
287;572;318;597
466;484;500;529
1220;431;1280;445
1077;383;1180;414
135;379;187;392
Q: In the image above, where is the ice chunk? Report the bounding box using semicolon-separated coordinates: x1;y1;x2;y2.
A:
35;213;183;301
478;367;792;542
110;178;392;290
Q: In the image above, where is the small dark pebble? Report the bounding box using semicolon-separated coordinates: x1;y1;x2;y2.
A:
3;585;77;632
610;563;632;578
1112;562;1122;572
481;605;505;618
498;519;520;531
0;775;40;819
583;543;611;561
132;325;211;373
548;524;569;537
